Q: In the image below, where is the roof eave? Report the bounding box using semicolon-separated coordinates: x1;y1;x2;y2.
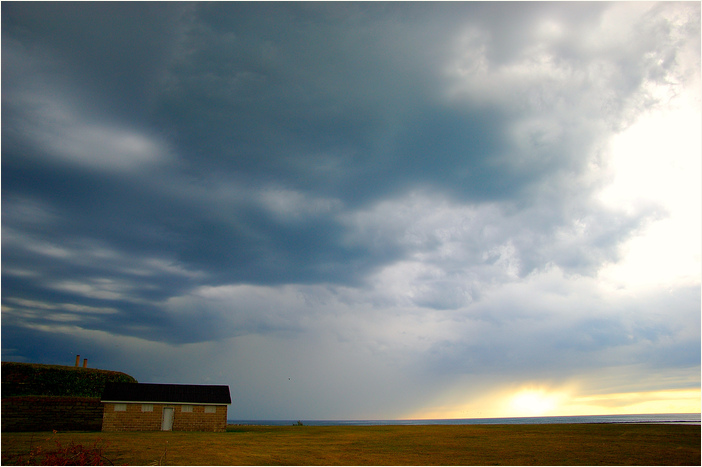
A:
101;400;231;405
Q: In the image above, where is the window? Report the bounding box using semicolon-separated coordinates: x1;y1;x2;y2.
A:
142;404;153;412
114;404;126;412
205;406;217;413
181;405;193;413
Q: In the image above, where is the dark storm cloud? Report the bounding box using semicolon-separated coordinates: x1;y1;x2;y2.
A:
149;2;622;208
153;2;504;202
1;1;185;118
0;1;674;303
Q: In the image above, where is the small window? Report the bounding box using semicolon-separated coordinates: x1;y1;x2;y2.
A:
181;405;193;413
114;404;126;412
205;406;216;413
142;404;153;412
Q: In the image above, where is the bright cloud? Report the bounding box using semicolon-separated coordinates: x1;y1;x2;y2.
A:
599;99;701;290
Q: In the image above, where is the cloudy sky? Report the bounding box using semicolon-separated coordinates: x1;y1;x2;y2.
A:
2;2;700;420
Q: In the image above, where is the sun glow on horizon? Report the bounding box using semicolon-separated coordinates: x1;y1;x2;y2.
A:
509;387;566;417
408;386;701;420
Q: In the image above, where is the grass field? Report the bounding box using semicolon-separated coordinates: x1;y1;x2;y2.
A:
2;424;699;465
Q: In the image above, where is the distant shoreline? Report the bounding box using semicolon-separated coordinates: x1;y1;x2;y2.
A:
229;412;701;427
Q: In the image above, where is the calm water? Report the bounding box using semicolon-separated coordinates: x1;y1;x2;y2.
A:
229;413;700;426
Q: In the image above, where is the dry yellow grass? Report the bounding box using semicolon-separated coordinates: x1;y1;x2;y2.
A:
2;423;699;465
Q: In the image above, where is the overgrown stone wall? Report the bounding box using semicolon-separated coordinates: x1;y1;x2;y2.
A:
1;396;104;432
2;362;136;397
1;362;137;432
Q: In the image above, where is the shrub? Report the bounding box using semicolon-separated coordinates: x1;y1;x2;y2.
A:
2;432;113;466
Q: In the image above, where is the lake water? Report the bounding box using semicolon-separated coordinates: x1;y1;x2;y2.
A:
230;413;700;426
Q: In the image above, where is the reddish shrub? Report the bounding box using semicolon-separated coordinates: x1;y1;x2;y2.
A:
4;432;112;466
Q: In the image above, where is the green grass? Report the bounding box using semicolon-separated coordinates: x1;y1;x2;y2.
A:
2;424;699;465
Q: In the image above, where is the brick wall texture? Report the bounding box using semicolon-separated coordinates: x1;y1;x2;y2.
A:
102;403;227;432
2;396;104;432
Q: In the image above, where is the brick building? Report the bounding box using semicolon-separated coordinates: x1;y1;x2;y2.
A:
101;382;231;432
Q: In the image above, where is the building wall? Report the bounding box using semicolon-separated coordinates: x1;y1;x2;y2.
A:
2;396;103;432
102;403;227;432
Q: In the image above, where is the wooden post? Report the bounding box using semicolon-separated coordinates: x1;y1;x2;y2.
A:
75;355;80;367
83;358;88;368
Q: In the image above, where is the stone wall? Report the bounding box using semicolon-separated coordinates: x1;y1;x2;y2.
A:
102;403;227;432
1;396;104;432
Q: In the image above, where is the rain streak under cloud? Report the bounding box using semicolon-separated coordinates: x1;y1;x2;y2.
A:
2;2;700;420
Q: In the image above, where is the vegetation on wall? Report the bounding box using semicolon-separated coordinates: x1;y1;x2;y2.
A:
1;362;137;398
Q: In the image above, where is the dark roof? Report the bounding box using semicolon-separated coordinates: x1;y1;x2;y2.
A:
101;382;231;404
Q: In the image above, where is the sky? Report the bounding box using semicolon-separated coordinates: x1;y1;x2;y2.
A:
2;2;700;420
